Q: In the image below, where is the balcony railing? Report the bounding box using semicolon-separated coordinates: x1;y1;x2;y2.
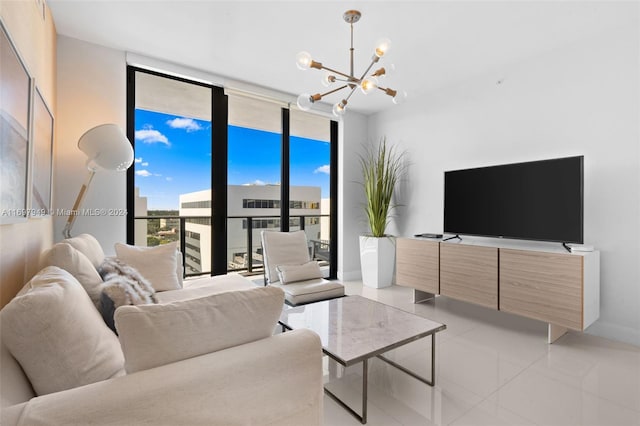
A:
134;214;331;278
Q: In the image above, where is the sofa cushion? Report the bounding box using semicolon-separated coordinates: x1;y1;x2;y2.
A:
62;233;105;269
40;242;103;305
115;286;285;373
276;261;323;284
115;242;181;291
0;266;125;396
156;274;255;304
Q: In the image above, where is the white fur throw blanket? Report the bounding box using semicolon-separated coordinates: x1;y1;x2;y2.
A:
98;257;157;307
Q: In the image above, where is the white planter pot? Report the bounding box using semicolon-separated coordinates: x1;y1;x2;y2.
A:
359;235;395;288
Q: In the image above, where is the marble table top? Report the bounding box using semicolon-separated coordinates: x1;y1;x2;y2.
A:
279;296;446;365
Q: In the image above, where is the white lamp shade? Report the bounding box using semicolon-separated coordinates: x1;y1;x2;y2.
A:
78;124;133;172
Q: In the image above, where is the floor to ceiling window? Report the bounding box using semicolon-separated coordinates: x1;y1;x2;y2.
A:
289;109;334;273
127;66;338;278
226;95;282;273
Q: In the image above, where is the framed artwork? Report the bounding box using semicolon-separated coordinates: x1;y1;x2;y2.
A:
0;20;31;224
31;87;53;216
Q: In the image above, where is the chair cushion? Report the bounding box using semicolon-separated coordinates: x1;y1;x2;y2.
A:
115;242;181;291
0;267;125;396
276;261;322;284
62;233;105;269
40;242;103;305
261;230;310;284
271;279;344;306
115;286;285;374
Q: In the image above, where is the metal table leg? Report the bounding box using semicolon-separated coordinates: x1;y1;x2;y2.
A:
324;358;368;424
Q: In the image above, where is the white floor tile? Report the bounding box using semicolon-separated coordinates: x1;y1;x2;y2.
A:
450;398;538;426
322;283;640;426
434;337;527;398
530;331;640;413
488;368;640;426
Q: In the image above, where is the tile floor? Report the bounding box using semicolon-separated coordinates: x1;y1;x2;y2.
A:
319;281;640;426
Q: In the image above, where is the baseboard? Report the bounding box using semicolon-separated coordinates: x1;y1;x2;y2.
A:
585;320;640;347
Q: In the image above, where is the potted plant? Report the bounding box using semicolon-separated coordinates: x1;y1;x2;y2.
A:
359;137;406;288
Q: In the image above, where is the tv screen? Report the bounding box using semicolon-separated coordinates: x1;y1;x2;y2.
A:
444;156;583;243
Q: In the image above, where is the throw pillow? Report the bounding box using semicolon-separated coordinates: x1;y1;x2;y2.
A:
98;257;157;333
115;286;285;374
115;242;181;291
276;260;323;284
0;266;125;396
62;233;105;269
40;242;104;306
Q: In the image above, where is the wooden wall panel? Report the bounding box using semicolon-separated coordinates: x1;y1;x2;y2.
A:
0;1;56;308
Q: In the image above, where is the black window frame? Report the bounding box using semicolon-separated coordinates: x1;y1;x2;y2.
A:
126;66;338;279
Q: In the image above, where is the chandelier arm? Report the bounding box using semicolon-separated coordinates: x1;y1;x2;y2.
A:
332;77;356;83
319;85;350;98
344;85;359;102
358;56;380;82
318;65;358;82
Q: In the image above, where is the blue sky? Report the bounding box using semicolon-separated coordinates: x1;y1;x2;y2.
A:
134;109;330;210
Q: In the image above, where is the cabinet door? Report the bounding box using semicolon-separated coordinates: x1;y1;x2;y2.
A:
396;238;439;294
500;249;583;330
440;243;498;309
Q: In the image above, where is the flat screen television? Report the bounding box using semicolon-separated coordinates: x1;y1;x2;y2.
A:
444;156;583;244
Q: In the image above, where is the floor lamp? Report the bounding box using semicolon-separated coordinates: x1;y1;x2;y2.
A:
62;124;133;239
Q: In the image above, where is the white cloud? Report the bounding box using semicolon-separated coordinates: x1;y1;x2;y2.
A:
141;162;149;166
243;179;266;186
314;165;330;175
135;127;169;145
166;117;203;132
136;170;152;177
135;157;143;163
166;177;173;182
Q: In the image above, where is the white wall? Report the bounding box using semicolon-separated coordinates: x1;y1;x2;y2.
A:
369;20;640;345
55;36;128;254
338;112;369;280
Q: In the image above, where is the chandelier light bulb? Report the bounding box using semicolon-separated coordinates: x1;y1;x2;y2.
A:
360;76;379;94
392;90;407;105
374;38;391;58
321;73;335;87
296;93;314;111
332;101;347;117
296;51;313;70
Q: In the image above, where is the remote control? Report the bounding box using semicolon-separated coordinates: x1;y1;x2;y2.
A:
414;233;443;239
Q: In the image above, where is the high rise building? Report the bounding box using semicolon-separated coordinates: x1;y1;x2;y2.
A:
179;184;324;274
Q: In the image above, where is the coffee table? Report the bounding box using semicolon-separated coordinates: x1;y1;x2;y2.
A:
278;295;446;424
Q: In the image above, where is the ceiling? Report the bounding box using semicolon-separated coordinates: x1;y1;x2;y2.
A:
48;1;631;115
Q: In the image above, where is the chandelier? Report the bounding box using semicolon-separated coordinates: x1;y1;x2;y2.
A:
295;10;406;116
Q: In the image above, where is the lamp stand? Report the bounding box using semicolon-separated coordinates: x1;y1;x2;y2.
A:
62;169;96;239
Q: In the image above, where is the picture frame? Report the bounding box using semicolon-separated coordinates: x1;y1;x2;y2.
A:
0;20;32;224
30;87;54;216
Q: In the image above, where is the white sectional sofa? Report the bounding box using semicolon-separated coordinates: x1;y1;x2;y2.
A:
0;235;323;425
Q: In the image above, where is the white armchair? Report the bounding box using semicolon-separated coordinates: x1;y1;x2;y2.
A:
261;230;344;305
